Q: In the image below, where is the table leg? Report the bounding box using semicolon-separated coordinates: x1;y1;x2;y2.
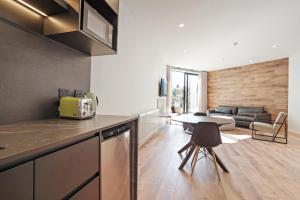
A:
207;148;229;173
178;145;196;169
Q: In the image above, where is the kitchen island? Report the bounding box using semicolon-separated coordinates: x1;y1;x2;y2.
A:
0;115;138;200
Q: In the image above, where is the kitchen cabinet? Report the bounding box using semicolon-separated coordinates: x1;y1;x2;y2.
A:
0;0;119;56
70;177;99;200
35;136;99;200
0;162;33;200
0;116;138;200
105;0;119;14
44;0;119;56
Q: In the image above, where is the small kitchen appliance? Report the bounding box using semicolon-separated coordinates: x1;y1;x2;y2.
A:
85;92;98;116
59;97;93;119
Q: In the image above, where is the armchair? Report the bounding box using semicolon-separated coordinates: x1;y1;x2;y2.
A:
254;113;272;123
250;112;288;144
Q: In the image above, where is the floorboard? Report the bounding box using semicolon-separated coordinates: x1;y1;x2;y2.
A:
138;125;300;200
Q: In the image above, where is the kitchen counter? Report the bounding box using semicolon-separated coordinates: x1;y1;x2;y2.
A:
0;115;138;170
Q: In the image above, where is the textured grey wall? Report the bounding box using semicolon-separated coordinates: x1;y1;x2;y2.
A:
0;19;91;124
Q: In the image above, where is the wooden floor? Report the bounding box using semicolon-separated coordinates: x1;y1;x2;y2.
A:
138;124;300;200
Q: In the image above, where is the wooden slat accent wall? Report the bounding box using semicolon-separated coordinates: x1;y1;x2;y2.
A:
208;58;288;119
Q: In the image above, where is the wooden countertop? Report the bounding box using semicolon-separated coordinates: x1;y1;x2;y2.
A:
0;115;138;170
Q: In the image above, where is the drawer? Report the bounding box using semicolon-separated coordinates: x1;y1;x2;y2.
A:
35;136;99;200
0;162;33;200
70;177;99;200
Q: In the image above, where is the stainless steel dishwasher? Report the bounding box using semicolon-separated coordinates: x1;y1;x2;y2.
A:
101;124;131;200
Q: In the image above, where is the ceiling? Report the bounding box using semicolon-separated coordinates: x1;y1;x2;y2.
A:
125;0;300;71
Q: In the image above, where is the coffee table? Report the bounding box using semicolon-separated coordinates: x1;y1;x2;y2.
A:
210;115;236;131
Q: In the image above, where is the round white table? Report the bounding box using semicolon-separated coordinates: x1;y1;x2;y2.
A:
172;114;233;125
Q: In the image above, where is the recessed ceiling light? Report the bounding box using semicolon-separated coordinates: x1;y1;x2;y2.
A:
179;24;185;28
183;49;188;53
272;44;277;48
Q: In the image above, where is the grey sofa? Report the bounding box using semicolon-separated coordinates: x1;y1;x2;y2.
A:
209;106;271;128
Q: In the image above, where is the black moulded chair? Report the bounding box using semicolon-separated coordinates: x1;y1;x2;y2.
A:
184;112;207;134
194;112;207;116
190;122;222;180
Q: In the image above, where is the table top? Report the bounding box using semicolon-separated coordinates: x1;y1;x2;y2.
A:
172;114;232;125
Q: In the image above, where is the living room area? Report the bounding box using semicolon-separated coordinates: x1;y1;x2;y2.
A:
165;57;288;140
135;0;300;198
139;57;294;200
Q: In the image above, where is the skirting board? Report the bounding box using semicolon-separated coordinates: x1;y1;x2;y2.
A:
289;129;300;136
138;122;166;148
138;127;160;148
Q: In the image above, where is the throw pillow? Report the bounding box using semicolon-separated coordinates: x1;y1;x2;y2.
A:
215;107;232;114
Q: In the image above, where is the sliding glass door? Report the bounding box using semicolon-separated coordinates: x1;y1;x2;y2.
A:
171;71;185;113
171;71;199;113
186;73;199;113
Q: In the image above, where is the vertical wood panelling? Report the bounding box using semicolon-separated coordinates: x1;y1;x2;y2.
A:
208;58;288;119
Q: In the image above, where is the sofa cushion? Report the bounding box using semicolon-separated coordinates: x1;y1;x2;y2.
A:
250;122;273;132
234;115;255;122
237;106;264;115
218;106;238;115
215;107;232;114
238;112;257;117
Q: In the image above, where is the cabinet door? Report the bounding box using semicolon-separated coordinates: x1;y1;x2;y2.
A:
70;177;99;200
35;137;99;200
105;0;119;13
0;162;33;200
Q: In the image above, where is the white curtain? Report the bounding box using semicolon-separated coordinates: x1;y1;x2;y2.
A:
166;65;172;112
198;71;208;112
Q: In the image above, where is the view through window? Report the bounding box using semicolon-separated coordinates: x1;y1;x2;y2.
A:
171;70;199;113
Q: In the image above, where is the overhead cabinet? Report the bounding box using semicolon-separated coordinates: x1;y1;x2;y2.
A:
44;0;118;55
82;1;114;50
0;0;119;56
105;0;119;14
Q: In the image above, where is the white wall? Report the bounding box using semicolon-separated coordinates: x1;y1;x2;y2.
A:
288;53;300;134
91;0;166;115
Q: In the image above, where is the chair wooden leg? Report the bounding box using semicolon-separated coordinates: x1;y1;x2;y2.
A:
191;146;198;166
211;149;221;181
191;146;200;176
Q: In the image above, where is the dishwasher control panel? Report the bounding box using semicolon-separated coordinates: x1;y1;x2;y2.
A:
102;124;130;140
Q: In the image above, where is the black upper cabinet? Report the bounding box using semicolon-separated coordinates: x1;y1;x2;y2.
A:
105;0;119;14
0;0;119;56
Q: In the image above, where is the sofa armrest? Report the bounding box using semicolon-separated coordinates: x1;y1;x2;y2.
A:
254;113;271;123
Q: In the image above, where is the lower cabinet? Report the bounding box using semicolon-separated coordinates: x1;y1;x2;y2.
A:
70;177;99;200
0;162;33;200
35;136;99;200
